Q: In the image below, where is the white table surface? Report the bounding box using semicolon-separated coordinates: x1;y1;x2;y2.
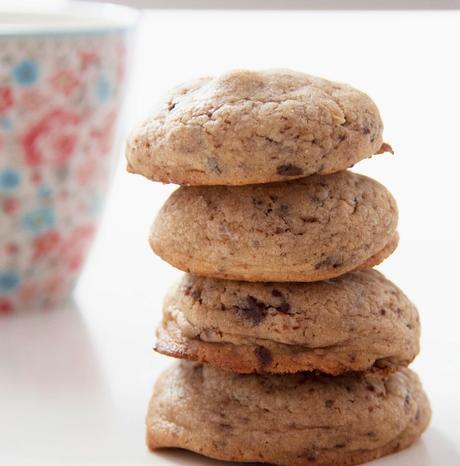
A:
1;9;460;466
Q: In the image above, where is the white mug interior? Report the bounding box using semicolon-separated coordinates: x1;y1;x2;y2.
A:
0;0;139;35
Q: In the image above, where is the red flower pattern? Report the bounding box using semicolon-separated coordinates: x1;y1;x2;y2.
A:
5;242;18;255
2;198;19;214
33;230;61;259
49;70;80;96
76;157;98;187
61;224;96;271
21;109;81;166
0;39;126;312
79;51;100;71
44;275;64;295
90;110;117;156
18;284;37;304
0;298;13;315
0;86;13;113
19;89;47;112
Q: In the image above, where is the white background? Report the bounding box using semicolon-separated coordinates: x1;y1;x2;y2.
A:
1;9;460;466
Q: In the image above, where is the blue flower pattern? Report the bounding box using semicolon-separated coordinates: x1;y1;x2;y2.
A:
37;185;51;198
0;271;20;294
21;206;55;235
0;169;20;191
97;77;111;102
0;117;12;130
13;60;39;86
0;34;126;311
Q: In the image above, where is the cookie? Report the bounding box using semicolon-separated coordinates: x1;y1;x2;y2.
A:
147;362;430;466
155;270;420;375
150;171;398;282
126;69;392;186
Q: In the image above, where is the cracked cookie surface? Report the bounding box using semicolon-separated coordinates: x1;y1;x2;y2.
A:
155;270;420;374
126;69;390;186
150;171;398;282
147;362;430;466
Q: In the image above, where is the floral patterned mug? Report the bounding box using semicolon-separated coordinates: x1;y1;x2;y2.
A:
0;2;138;312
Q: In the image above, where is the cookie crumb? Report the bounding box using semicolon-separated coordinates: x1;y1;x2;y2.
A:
276;164;304;176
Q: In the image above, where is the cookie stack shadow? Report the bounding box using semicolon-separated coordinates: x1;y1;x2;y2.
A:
126;70;430;466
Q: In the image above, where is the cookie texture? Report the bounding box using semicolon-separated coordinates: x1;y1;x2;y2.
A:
155;270;420;375
150;171;398;282
126;69;391;186
147;362;430;466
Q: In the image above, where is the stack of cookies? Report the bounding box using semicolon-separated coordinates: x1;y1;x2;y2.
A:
126;70;430;466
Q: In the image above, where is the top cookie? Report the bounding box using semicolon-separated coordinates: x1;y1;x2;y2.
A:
126;69;390;186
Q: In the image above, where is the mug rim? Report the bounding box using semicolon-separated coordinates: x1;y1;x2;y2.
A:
0;0;139;37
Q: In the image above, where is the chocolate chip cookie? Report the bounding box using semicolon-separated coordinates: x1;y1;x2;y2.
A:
147;362;430;466
150;171;398;282
155;270;420;375
126;69;392;186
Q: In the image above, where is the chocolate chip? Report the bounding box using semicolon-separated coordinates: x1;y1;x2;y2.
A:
380;309;386;316
314;256;343;270
276;301;291;313
254;345;272;368
270;289;290;313
189;289;202;304
184;285;203;304
218;423;233;431
303;450;317;462
234;295;267;325
302;216;319;223
352;196;359;214
404;394;411;411
335;443;346;449
277;204;289;217
276;164;304;177
325;400;334;408
207;157;222;175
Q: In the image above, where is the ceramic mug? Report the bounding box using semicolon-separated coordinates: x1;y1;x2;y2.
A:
0;2;138;312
